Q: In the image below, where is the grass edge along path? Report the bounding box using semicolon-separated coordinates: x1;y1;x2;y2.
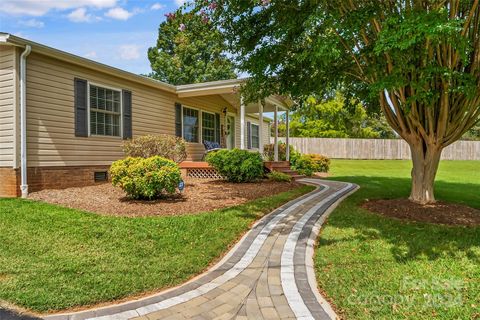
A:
314;160;480;320
0;184;314;313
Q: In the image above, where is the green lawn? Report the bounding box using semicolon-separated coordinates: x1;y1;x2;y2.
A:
315;160;480;319
0;185;313;313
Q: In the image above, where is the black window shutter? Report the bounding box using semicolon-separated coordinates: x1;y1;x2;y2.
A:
175;103;182;137
122;90;132;140
214;113;220;143
74;78;88;137
247;121;252;149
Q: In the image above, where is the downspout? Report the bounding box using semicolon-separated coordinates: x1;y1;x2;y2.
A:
20;45;31;198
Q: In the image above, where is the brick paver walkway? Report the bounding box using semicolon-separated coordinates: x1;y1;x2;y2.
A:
45;179;357;320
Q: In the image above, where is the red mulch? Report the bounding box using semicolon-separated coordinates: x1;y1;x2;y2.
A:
29;178;302;217
362;198;480;227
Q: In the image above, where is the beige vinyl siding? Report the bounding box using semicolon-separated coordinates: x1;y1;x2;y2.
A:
244;115;270;150
26;52;179;167
0;45;16;168
25;52;240;165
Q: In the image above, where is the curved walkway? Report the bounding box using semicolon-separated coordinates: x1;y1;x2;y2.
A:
45;179;357;320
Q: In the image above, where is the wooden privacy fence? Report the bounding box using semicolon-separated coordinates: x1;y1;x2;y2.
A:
273;138;480;160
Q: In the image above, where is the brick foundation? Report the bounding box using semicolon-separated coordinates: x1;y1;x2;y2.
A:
0;168;20;197
0;165;111;197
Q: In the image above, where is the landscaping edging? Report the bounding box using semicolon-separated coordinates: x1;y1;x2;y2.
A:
41;179;357;320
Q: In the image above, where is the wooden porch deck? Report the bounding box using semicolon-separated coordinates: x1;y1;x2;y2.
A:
180;161;304;179
179;161;212;169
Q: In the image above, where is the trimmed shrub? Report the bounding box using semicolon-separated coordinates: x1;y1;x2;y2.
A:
206;149;264;183
266;171;292;182
308;154;330;172
293;155;316;176
110;156;182;199
292;154;330;176
123;134;187;163
263;142;299;161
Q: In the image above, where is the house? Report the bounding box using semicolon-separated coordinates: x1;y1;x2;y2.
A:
0;33;292;198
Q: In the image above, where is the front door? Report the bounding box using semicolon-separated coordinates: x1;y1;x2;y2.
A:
226;115;235;149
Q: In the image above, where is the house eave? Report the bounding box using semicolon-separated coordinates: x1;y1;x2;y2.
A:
0;32;293;109
0;32;177;94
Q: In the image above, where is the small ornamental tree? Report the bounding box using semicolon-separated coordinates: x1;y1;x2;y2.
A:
199;0;480;204
147;4;236;85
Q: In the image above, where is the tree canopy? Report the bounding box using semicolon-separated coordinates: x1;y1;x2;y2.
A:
200;0;480;204
276;92;395;138
148;5;236;85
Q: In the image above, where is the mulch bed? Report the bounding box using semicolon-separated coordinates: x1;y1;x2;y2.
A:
362;198;480;227
29;178;302;217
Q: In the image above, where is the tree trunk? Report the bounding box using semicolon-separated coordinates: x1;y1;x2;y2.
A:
408;141;443;205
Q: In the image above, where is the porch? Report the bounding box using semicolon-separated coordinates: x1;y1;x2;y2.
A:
176;79;294;168
179;160;304;180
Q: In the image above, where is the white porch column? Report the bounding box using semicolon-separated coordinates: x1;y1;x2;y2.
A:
286;109;290;162
274;105;279;162
240;96;245;149
258;101;264;153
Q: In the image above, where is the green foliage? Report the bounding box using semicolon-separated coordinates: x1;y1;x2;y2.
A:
292;155;315;176
148;4;236;85
279;92;395;138
263;142;299;161
110;156;182;199
206;149;264;182
123;135;187;163
292;154;331;176
202;1;479;115
462;123;480;141
308;154;331;173
266;171;292;182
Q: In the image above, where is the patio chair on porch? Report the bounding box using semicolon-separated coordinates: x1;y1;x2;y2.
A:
202;140;224;160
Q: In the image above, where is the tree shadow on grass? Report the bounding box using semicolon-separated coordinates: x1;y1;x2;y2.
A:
318;176;480;264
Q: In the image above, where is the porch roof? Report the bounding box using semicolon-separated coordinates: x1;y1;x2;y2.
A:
176;79;292;113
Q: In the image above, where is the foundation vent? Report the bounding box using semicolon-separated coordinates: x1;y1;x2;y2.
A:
94;171;108;182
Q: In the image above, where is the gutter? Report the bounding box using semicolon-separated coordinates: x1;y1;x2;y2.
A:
20;45;31;198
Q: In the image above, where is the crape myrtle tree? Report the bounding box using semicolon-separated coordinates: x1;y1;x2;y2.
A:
199;0;480;204
148;4;236;85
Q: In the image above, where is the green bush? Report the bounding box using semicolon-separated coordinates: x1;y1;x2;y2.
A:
263;142;299;161
122;134;187;163
308;154;330;172
293;154;330;176
110;156;182;199
266;171;292;182
293;155;316;176
206;149;264;182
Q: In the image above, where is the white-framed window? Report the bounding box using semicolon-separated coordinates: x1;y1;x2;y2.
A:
89;83;122;137
202;111;216;142
251;123;260;148
182;106;199;143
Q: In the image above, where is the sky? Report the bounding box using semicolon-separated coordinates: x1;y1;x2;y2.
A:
0;0;186;75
